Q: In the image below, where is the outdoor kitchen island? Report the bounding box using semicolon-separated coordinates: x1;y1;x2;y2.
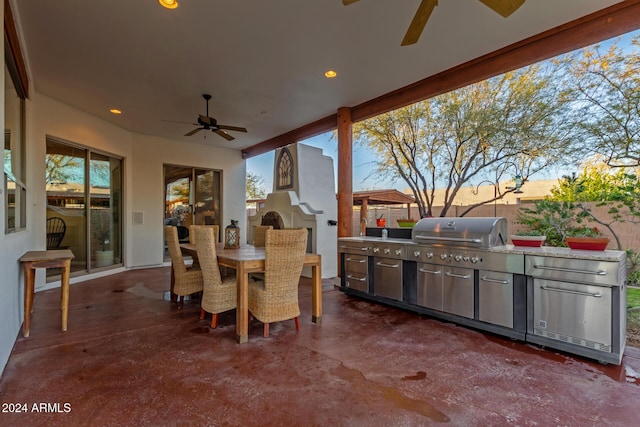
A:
339;217;627;365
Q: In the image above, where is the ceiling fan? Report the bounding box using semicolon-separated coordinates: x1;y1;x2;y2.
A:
163;94;248;141
343;0;525;46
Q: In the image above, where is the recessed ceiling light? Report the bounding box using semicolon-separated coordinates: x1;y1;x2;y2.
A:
110;109;122;115
324;70;337;78
158;0;179;10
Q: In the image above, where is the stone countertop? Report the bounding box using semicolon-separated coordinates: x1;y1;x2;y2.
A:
338;237;626;262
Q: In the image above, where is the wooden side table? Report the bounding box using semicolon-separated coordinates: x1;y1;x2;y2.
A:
19;250;74;337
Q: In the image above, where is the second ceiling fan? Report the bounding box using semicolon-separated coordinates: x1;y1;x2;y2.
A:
343;0;525;46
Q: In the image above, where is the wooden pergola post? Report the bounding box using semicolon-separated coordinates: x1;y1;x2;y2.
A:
337;107;353;238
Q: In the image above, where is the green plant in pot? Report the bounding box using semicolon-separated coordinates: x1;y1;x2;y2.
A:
565;226;609;250
510;229;546;247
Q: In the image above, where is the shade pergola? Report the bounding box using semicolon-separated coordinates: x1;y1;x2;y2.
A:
354;189;416;222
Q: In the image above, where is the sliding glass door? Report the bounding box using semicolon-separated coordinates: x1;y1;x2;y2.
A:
164;165;221;256
46;138;122;278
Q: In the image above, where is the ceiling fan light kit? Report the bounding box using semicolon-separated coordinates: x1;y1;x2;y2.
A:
343;0;525;46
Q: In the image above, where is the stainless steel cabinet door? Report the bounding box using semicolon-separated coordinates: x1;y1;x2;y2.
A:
443;266;474;318
478;270;513;328
373;257;403;301
417;263;443;310
533;278;612;348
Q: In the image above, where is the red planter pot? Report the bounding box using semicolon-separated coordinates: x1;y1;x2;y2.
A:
510;235;546;247
376;219;386;227
566;237;609;251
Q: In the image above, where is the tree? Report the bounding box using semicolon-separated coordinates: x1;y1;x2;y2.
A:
559;35;640;167
518;163;640;250
354;62;576;217
246;171;267;200
45;154;83;184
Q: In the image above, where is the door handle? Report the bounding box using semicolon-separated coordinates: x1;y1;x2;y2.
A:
445;272;470;279
376;261;400;268
481;276;508;284
533;264;607;276
419;268;441;275
540;285;603;298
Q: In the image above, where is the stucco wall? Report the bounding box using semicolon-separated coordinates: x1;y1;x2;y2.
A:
131;134;246;267
0;90;246;376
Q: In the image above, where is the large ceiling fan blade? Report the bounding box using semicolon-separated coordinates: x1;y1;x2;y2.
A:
217;124;248;133
213;129;235;141
198;114;216;126
401;0;438;46
185;128;203;136
478;0;525;18
342;0;360;5
162;119;198;126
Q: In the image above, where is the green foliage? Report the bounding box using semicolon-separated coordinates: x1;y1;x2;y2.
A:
246;171;267;200
516;200;592;247
513;229;545;236
559;35;640;167
45;154;83;184
354;62;576;218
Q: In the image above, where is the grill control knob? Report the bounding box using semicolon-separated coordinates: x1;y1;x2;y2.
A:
395;249;402;256
440;254;448;260
470;256;479;263
384;248;391;254
454;255;462;262
426;252;434;259
413;251;420;258
463;256;470;262
373;247;380;253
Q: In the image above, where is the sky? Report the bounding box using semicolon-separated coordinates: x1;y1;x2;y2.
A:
246;30;639;196
246;132;406;194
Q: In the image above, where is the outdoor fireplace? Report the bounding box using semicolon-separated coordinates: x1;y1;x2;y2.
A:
248;143;337;278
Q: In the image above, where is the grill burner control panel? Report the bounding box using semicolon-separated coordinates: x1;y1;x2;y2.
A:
410;246;523;274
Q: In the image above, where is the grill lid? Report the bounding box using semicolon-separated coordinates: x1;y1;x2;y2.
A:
412;217;508;248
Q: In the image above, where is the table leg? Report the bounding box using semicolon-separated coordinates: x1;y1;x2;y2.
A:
311;261;322;324
60;259;71;331
235;263;249;344
23;262;35;338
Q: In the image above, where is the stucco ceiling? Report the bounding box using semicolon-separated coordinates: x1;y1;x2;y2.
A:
11;0;625;152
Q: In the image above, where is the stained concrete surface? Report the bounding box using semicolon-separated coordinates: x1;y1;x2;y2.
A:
0;267;639;426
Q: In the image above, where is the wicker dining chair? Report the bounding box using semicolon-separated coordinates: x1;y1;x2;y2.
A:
189;224;220;244
248;228;308;337
253;225;273;247
165;225;204;308
194;226;237;328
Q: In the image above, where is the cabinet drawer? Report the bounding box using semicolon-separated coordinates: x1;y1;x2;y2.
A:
344;254;368;274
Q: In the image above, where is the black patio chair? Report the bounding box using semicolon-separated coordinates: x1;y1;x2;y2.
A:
46;217;67;249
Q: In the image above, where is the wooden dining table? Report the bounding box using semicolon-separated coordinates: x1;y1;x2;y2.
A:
180;243;322;343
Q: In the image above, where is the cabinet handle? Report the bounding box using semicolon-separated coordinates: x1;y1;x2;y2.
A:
540;285;603;298
533;264;606;276
346;274;367;282
345;257;366;263
445;272;470;279
419;268;441;275
340;246;369;252
481;276;508;284
376;261;400;268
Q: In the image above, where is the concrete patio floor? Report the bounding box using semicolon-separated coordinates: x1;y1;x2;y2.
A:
1;267;639;426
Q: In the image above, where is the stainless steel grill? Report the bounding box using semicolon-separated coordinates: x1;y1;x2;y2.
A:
411;217;508;249
408;217;523;328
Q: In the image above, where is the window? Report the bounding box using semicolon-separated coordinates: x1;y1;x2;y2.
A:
276;147;294;190
4;62;26;233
